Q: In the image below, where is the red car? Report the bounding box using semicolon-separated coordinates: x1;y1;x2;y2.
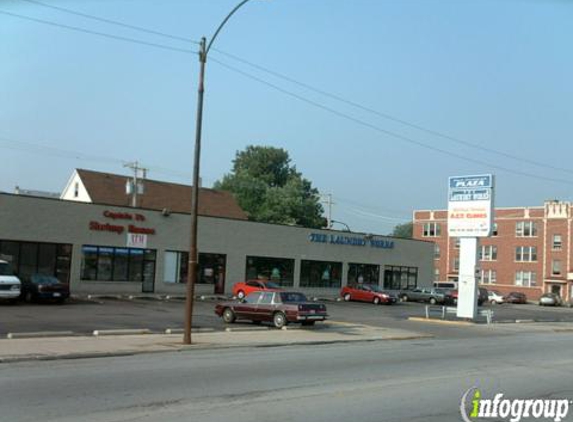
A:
340;284;397;305
232;279;282;299
215;291;328;328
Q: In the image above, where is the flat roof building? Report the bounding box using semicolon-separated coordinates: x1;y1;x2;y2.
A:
414;200;573;301
0;170;433;297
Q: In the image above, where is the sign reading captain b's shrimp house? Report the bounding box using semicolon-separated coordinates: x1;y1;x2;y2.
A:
448;174;494;237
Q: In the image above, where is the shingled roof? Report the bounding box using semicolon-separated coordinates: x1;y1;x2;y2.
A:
76;169;248;220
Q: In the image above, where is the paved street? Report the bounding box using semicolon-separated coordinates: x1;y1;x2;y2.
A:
2;329;573;422
2;297;573;338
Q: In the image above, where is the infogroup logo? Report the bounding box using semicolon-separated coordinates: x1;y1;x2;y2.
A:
460;387;571;422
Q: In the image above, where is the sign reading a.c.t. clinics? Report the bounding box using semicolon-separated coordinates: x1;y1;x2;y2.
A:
447;174;494;237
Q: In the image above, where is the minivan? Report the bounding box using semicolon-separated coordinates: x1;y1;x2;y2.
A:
0;260;21;304
433;281;458;290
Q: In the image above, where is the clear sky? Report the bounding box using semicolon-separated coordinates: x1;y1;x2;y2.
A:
1;0;572;234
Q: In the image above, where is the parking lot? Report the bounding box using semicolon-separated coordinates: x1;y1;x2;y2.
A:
3;296;573;338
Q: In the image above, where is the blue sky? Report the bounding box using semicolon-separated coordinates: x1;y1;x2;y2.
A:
1;0;572;234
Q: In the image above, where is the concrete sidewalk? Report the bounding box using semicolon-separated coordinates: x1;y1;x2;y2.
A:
0;322;431;363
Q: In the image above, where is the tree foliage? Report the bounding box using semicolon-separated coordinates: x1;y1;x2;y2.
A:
391;222;413;238
214;146;326;228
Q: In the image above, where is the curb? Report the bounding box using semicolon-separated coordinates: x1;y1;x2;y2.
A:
164;328;216;334
93;329;152;336
0;333;435;364
7;331;76;339
408;317;476;326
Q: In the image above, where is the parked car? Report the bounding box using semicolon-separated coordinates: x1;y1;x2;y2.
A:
340;284;398;305
434;281;458;290
215;291;327;328
444;288;487;306
401;288;446;305
443;289;458;306
0;260;21;304
20;274;70;303
488;290;505;305
504;292;527;304
539;292;562;307
478;288;489;306
232;279;282;299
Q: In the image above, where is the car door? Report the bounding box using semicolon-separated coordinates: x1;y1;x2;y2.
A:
234;291;262;320
409;289;422;301
255;292;276;322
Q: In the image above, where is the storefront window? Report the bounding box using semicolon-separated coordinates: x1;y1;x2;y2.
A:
0;240;72;284
245;256;295;287
81;245;156;282
113;248;130;280
163;251;226;287
300;260;342;288
383;265;418;290
347;263;379;285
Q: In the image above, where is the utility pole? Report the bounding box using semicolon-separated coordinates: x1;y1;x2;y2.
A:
321;194;335;228
184;0;259;346
124;161;147;208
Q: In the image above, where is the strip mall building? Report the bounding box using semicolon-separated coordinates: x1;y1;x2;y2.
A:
414;200;573;301
0;169;433;297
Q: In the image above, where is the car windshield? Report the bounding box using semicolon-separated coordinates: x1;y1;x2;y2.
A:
32;275;60;285
264;282;281;289
368;285;383;292
279;292;308;303
0;262;14;276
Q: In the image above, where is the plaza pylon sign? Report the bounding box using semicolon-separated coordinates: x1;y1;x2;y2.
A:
448;174;494;238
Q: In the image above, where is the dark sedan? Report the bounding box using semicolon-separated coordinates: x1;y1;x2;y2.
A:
504;291;527;304
21;274;70;303
215;291;327;328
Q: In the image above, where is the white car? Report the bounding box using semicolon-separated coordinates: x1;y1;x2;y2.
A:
488;290;504;305
0;260;21;303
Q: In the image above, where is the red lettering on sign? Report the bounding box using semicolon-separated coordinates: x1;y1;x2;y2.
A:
128;225;156;235
89;221;125;234
103;211;133;220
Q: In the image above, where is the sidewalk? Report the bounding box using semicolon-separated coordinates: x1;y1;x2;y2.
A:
0;322;431;363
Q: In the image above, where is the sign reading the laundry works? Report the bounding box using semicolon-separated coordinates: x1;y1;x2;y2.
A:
309;233;394;249
448;174;494;237
89;210;156;235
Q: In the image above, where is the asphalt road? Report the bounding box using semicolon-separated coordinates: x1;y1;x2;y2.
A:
2;297;573;338
3;330;573;422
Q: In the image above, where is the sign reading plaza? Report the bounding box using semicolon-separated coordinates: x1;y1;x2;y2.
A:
448;174;494;237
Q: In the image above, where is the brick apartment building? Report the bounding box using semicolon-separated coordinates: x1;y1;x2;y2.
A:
413;200;573;302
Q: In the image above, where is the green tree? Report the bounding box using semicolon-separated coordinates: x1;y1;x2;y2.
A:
214;146;326;228
391;222;413;238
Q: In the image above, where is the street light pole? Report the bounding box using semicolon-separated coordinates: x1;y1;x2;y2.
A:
184;0;256;345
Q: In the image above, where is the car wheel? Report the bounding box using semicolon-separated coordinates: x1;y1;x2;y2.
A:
429;297;437;305
236;290;245;300
373;297;381;305
402;295;409;302
273;312;287;329
222;308;236;324
343;293;351;302
301;321;315;326
490;300;497;305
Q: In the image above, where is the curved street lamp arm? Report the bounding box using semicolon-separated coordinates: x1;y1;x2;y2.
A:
205;0;253;57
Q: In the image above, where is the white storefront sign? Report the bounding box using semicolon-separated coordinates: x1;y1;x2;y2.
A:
448;174;494;237
127;233;147;248
448;174;495;319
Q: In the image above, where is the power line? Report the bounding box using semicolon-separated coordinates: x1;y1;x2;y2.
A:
3;6;572;187
12;0;571;177
0;10;198;55
208;57;573;187
0;135;192;181
19;0;200;45
211;48;573;177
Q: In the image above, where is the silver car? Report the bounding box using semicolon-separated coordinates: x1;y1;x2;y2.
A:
539;293;562;307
